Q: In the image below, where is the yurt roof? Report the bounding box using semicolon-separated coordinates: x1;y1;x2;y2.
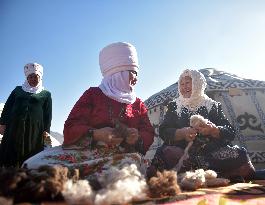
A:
145;68;265;109
0;103;4;111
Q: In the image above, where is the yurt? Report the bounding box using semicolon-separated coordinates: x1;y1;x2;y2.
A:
144;68;265;169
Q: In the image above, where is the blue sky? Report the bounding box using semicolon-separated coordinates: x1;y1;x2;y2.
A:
1;0;265;134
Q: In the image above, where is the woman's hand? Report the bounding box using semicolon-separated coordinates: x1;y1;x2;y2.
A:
0;125;6;135
196;121;220;138
126;128;139;145
93;127;123;146
176;127;197;142
43;131;52;145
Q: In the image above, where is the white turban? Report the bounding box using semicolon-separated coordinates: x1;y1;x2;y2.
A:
99;42;139;77
24;63;43;78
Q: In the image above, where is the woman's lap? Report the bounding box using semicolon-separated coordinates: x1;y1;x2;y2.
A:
22;145;144;179
150;144;253;178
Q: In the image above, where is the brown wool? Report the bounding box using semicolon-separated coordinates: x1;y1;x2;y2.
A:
147;170;181;198
0;165;80;203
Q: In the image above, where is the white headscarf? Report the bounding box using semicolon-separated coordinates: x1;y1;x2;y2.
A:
98;42;139;104
99;69;136;104
175;69;217;114
22;63;44;94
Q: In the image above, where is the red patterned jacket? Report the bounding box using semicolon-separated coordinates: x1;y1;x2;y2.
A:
63;87;154;153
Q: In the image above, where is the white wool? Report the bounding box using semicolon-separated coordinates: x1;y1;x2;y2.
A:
179;170;205;190
183;169;206;185
95;164;147;205
98;163;141;187
190;114;209;129
204;169;218;179
193;169;207;183
62;164;148;205
95;176;147;205
178;169;229;190
62;180;94;205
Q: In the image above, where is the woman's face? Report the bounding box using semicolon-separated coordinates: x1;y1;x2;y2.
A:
129;70;138;91
27;73;40;87
179;76;192;98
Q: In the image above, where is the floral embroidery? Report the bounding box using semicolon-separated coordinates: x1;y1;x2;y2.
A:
45;152;89;164
40;146;143;179
211;147;239;160
76;159;109;177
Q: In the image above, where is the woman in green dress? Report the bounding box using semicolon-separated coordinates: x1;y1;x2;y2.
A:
0;63;52;167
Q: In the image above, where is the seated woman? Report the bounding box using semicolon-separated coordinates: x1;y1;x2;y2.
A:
147;69;255;181
23;42;154;188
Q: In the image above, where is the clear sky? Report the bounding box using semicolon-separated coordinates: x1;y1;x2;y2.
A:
1;0;265;134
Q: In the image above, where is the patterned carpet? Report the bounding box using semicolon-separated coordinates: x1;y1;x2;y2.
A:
138;180;265;205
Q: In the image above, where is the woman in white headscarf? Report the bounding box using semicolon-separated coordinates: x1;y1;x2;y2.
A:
147;69;255;181
0;63;52;167
22;42;154;190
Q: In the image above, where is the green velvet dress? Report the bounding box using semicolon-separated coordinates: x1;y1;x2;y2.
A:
0;86;52;167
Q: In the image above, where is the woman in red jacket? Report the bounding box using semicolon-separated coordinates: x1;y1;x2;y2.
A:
23;42;154;189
